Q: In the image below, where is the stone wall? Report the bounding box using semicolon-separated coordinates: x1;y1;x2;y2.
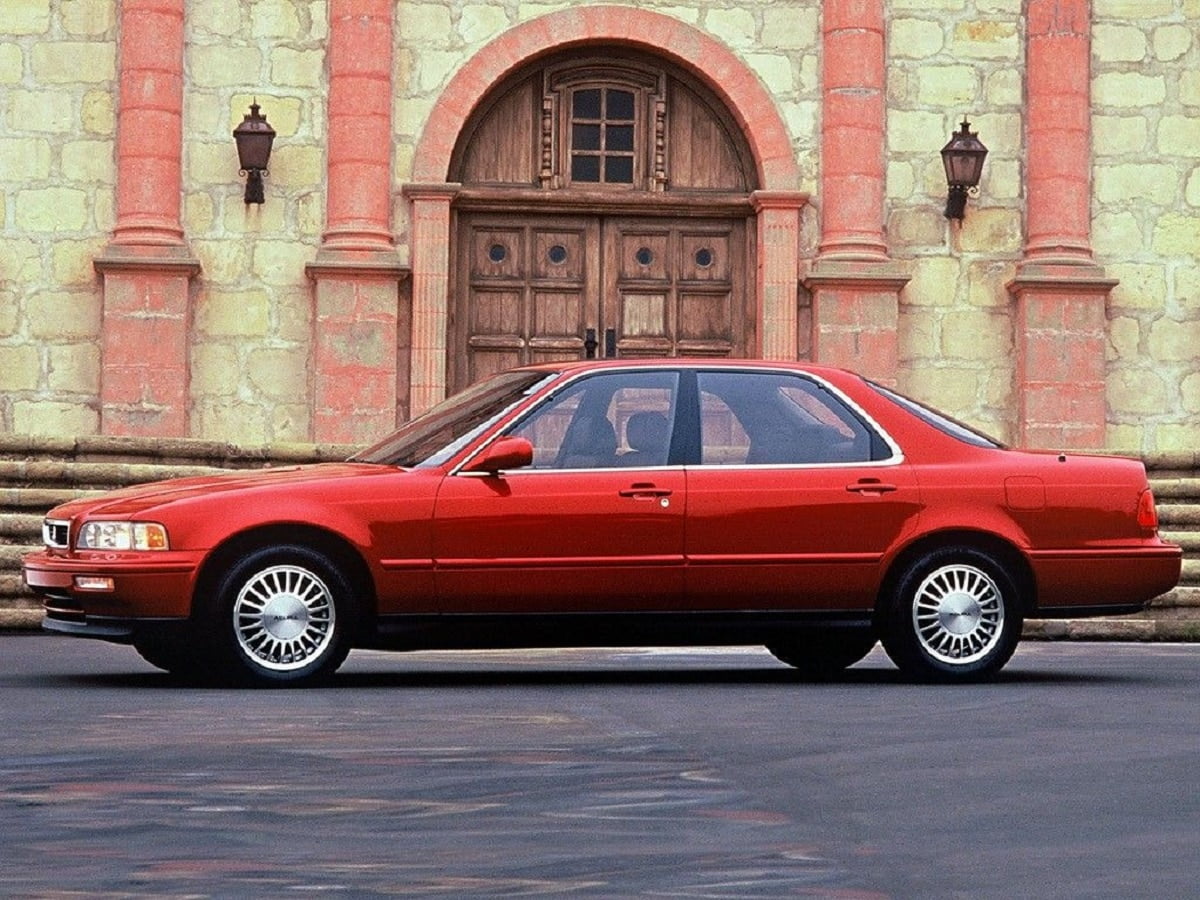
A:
0;0;1196;453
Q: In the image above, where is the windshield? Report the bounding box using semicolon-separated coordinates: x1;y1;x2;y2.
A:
869;382;1006;449
351;370;555;467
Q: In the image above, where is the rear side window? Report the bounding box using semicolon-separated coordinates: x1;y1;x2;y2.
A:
697;371;890;465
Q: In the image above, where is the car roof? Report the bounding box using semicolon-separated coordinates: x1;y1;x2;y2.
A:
518;358;861;380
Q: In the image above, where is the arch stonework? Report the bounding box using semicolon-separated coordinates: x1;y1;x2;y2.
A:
405;6;807;416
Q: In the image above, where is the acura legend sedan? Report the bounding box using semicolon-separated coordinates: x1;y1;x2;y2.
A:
24;361;1181;686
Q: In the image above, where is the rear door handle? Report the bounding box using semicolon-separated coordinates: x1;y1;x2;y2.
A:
846;479;897;495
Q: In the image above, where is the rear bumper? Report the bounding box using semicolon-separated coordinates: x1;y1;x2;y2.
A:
1029;544;1183;614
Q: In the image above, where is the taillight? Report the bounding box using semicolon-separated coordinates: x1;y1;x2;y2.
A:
1136;489;1159;532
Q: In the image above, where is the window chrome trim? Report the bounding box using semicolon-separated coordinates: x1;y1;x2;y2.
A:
450;363;906;475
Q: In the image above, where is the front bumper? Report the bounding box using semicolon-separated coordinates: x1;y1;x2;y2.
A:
22;549;203;620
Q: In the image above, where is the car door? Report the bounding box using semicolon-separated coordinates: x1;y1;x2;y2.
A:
432;369;686;612
684;369;921;611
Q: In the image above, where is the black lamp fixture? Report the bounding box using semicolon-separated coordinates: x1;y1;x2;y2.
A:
940;117;988;220
232;100;276;204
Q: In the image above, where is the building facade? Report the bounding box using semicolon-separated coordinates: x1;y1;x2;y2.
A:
1;0;1197;453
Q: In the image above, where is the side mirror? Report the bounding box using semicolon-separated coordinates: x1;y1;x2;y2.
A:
462;436;533;474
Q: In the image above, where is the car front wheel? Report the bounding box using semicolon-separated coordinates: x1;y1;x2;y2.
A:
881;548;1022;682
206;545;355;687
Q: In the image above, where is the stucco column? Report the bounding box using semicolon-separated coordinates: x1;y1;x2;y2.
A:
94;0;198;438
753;192;809;360
307;0;408;443
1008;0;1115;449
404;184;460;417
806;0;907;381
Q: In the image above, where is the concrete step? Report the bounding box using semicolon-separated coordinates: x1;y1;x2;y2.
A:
0;513;43;541
0;459;224;491
1158;504;1200;527
0;487;102;510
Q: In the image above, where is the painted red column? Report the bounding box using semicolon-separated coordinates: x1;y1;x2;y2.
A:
753;192;809;360
1008;0;1115;449
404;184;459;417
806;0;907;381
95;0;198;437
307;0;408;443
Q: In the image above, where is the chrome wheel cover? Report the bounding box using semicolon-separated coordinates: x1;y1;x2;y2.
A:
233;564;335;672
911;563;1004;665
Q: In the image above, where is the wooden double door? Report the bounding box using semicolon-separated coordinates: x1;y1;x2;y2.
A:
452;212;752;391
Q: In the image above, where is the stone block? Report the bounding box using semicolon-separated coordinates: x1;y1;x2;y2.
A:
1187;170;1200;208
746;53;794;96
1094;116;1148;155
1092;211;1145;255
190;0;243;38
888;208;945;250
268;144;324;190
957;208;1022;254
196;290;270;337
904;257;961;307
271;47;323;88
1182;373;1200;414
251;1;301;38
13;401;98;436
46;343;100;393
1153;24;1193;61
761;7;818;50
81;90;115;135
1181;71;1200;107
62;140;116;184
0;43;22;83
27;291;101;340
951;21;1019;60
1093;24;1147;62
1093;72;1167;108
1107;263;1168;310
984;68;1021;107
61;0;115;36
461;4;511;46
5;0;50;35
1096;162;1179;204
889;18;944;59
1094;0;1175;15
889;110;945;153
190;343;241;397
188;46;263;88
1107;368;1169;416
916;65;979;106
1148;319;1200;362
704;8;757;48
247;347;309;400
0;347;41;391
31;41;115;82
251;241;312;286
9;90;73;133
942;309;1012;360
224;193;287;233
1152;214;1200;255
14;187;88;232
0;138;52;180
1158;116;1200;157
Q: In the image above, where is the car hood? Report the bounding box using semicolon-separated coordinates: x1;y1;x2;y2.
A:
48;463;400;520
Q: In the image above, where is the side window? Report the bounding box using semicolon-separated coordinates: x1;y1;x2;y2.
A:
508;371;678;469
697;371;884;465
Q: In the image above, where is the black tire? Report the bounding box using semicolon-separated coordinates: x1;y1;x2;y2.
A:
766;630;877;679
881;547;1022;683
203;544;356;687
132;633;205;679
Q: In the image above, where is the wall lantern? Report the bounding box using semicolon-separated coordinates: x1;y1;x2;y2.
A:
940;117;988;221
232;101;276;204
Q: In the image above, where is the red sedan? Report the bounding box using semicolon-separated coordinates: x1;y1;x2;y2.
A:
24;361;1181;686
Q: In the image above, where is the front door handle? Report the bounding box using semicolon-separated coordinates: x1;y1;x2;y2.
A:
604;327;617;358
619;484;673;499
846;479;897;495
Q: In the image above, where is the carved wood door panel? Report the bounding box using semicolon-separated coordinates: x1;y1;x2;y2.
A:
453;213;750;391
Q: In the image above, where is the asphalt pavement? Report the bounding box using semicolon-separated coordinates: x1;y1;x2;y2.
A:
1;636;1197;898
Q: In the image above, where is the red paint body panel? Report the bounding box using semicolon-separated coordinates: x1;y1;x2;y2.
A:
23;360;1182;649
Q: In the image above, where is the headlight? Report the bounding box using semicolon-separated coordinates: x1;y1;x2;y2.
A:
77;521;170;551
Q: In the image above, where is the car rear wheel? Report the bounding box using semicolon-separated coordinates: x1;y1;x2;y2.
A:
766;631;877;678
206;545;355;687
881;548;1022;682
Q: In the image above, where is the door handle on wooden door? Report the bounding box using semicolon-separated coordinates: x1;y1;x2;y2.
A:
604;328;617;358
584;328;598;359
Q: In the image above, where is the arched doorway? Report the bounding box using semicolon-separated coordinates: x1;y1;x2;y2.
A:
446;50;759;391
